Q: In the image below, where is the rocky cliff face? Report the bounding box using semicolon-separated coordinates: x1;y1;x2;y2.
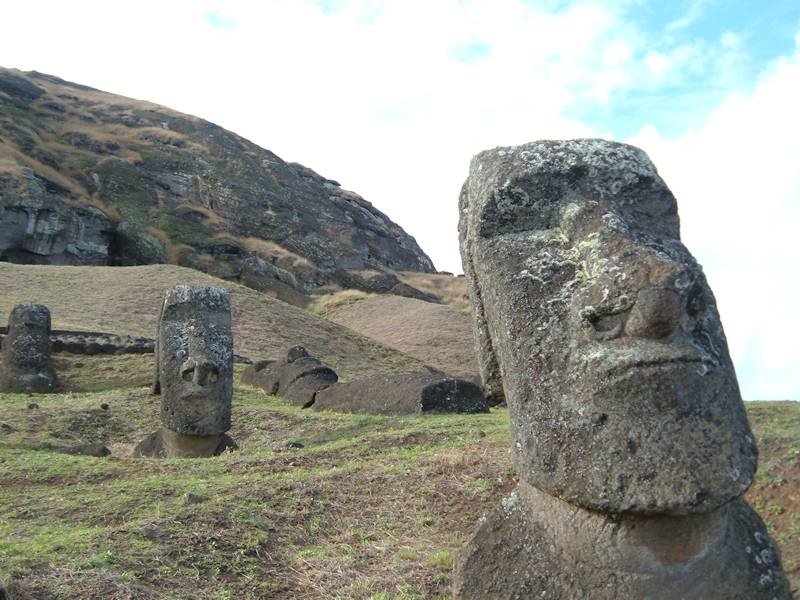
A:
0;67;435;299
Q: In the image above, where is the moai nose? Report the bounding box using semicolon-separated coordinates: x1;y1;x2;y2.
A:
625;287;682;339
181;359;220;387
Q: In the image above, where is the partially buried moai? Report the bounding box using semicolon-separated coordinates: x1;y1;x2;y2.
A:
0;303;58;393
134;285;237;458
454;139;790;598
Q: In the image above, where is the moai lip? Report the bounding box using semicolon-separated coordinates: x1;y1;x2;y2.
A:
154;285;233;437
0;303;58;393
458;139;757;514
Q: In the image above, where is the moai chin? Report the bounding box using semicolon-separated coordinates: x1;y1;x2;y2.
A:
0;303;57;393
454;139;790;599
134;285;236;458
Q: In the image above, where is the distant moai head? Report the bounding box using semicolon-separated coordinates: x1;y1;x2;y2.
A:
286;345;309;363
458;139;757;514
155;286;233;436
0;303;57;393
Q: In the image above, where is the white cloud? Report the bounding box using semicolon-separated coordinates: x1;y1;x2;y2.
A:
629;37;800;399
0;0;797;398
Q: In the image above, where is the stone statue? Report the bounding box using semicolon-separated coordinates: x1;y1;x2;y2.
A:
134;285;236;458
0;303;58;393
454;139;790;598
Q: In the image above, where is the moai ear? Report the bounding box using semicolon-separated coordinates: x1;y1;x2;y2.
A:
151;294;165;396
458;183;505;406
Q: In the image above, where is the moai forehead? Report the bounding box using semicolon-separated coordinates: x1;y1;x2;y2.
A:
157;285;233;436
459;139;757;515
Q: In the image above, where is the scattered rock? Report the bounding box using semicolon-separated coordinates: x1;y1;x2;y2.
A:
184;492;209;505
242;346;338;408
313;371;488;416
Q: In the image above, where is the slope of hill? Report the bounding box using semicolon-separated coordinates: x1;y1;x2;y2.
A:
0;263;426;382
312;293;479;382
0;67;435;303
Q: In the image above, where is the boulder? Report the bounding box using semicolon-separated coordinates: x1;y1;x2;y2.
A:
241;346;337;408
312;371;488;416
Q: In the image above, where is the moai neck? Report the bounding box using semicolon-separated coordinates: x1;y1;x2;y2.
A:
159;428;224;458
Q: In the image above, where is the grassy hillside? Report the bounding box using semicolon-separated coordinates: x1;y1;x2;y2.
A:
0;359;797;599
0;263;426;382
312;294;479;382
0;264;797;598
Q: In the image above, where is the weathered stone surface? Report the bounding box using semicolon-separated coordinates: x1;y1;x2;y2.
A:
241;346;338;408
458;139;756;515
453;480;790;600
0;303;57;393
133;428;237;458
152;286;233;437
0;168;114;265
109;221;166;266
312;371;489;415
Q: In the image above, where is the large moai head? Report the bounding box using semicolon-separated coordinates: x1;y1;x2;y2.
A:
154;286;233;436
1;303;57;393
458;139;757;515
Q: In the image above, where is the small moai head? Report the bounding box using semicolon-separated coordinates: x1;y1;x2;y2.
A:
458;139;757;514
1;303;57;392
286;345;310;363
155;286;233;436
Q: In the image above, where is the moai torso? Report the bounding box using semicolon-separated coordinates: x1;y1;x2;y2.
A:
455;139;790;599
135;286;235;458
0;303;57;393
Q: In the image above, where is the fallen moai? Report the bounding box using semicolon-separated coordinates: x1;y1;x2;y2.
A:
454;139;790;598
312;370;489;415
241;345;338;408
0;303;58;393
134;285;237;458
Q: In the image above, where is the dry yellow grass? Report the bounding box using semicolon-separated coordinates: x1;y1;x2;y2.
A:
239;237;314;268
318;293;479;381
0;263;426;382
0;143;86;198
396;271;470;312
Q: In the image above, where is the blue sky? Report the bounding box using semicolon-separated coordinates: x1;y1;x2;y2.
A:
1;0;799;400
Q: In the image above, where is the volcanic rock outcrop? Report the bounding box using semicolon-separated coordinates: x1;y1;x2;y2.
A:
134;285;236;458
454;139;790;598
0;303;58;393
0;67;435;302
312;371;489;416
241;345;338;408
